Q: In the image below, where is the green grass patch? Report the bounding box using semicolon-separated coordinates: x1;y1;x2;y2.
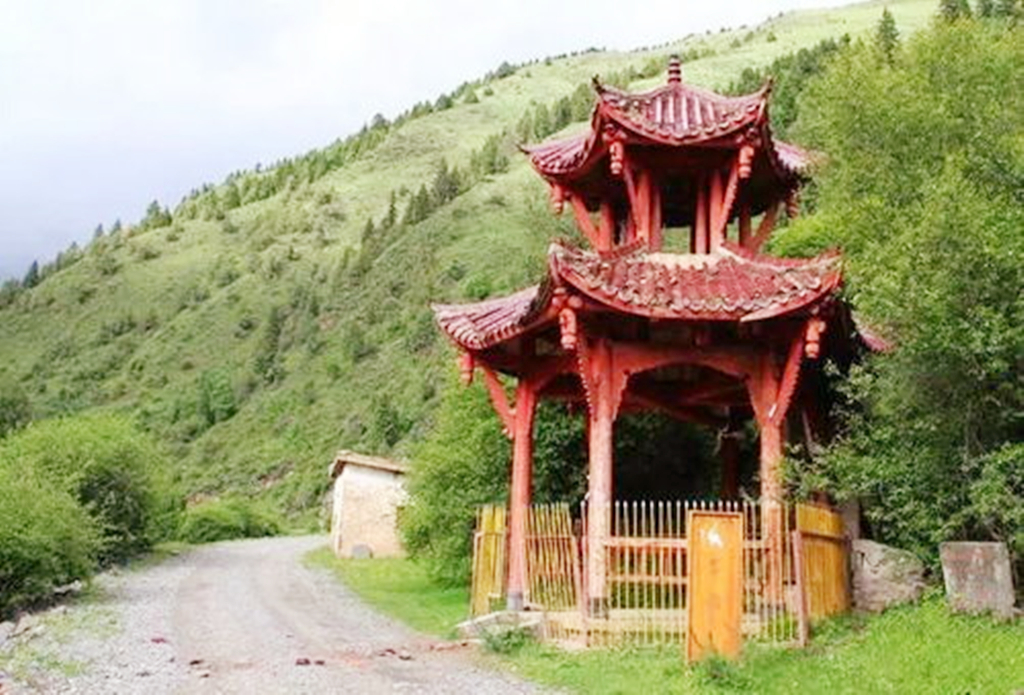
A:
304;548;469;637
309;554;1022;693
497;597;1024;694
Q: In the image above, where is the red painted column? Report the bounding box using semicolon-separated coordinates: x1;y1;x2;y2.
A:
585;341;615;616
695;177;708;254
506;381;537;611
747;350;785;605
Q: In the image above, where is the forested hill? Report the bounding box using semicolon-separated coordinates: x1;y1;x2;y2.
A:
0;0;936;524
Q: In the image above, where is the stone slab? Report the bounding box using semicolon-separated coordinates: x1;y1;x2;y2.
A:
940;542;1016;620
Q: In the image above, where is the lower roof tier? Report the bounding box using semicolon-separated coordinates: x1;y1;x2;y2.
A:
433;241;843;352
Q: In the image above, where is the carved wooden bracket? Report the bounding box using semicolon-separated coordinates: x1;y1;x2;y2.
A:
459;351;475;385
481;366;515;438
550;184;566;215
747;201;779;253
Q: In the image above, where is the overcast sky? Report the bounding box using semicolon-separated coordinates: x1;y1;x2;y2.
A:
0;0;854;280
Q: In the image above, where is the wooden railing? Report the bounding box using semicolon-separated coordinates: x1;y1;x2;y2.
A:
469;499;850;649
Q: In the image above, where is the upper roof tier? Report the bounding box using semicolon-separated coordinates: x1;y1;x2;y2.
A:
523;57;810;207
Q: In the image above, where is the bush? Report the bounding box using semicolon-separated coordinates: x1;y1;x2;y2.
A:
0;466;101;618
177;498;282;544
0;413;173;563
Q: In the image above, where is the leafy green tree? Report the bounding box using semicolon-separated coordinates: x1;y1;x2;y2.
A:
787;20;1024;571
0;379;31;437
197;369;237;427
0;465;101;617
977;0;995;16
0;413;174;563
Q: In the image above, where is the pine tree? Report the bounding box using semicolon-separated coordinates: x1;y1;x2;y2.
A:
939;0;972;20
994;0;1019;16
22;260;39;289
874;9;900;64
383;190;398;230
93;223;104;240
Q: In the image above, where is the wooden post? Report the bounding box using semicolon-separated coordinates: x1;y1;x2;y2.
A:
695;176;708;254
738;202;751;248
709;169;724;252
585;340;618;617
507;380;537;611
791;529;810;646
649;176;663;251
720;431;740;499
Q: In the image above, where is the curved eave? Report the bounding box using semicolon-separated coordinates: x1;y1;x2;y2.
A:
549;243;843;323
431;284;556;352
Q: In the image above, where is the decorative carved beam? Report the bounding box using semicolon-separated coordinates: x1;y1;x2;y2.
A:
480;365;515;437
714;160;742;248
568;193;602;249
629;390;727;428
770;328;806;426
747;201;780;253
598;200;616;250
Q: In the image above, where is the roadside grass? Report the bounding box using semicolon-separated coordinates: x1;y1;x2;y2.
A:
317;555;1024;694
304;547;468;637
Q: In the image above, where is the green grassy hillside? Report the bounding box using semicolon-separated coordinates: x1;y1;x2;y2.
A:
0;0;936;526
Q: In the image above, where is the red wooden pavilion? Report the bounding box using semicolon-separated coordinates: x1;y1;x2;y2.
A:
434;58;867;613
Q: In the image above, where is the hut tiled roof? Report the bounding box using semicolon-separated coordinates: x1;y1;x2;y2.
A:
432;242;842;351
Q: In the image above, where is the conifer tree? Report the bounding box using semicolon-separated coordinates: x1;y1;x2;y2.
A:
875;9;901;64
22;260;39;289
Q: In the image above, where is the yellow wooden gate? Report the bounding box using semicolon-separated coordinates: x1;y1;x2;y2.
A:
686;510;744;662
470;505;507;617
795;503;850;622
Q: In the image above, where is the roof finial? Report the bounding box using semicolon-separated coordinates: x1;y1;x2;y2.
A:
668;55;682;85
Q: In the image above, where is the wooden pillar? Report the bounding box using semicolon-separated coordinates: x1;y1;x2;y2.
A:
709;169;724;252
738;202;751;248
749;350;786;605
584;339;619;616
720;431;740;499
649;177;663;251
695;176;708;254
506;380;537;611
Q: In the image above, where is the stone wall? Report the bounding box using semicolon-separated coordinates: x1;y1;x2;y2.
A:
330;466;407;558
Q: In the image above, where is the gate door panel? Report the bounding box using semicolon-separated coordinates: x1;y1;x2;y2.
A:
686;510;743;662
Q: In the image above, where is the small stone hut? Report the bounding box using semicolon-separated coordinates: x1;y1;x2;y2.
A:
327;450;408;558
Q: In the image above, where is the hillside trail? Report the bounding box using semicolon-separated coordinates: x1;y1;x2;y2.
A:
1;536;543;694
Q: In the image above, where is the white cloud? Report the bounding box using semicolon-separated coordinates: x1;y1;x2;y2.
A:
0;0;854;278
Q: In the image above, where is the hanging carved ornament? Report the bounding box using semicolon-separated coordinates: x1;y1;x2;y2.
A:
550;184;566;215
786;189;801;219
738;143;756;180
601;126;626;177
804;318;827;359
459;351;475;385
559;307;579;351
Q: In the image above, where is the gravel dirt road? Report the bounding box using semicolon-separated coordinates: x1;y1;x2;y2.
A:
0;536;542;694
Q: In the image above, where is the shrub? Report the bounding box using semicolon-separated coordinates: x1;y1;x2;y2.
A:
0;466;101;618
177;498;282;544
0;413;173;563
